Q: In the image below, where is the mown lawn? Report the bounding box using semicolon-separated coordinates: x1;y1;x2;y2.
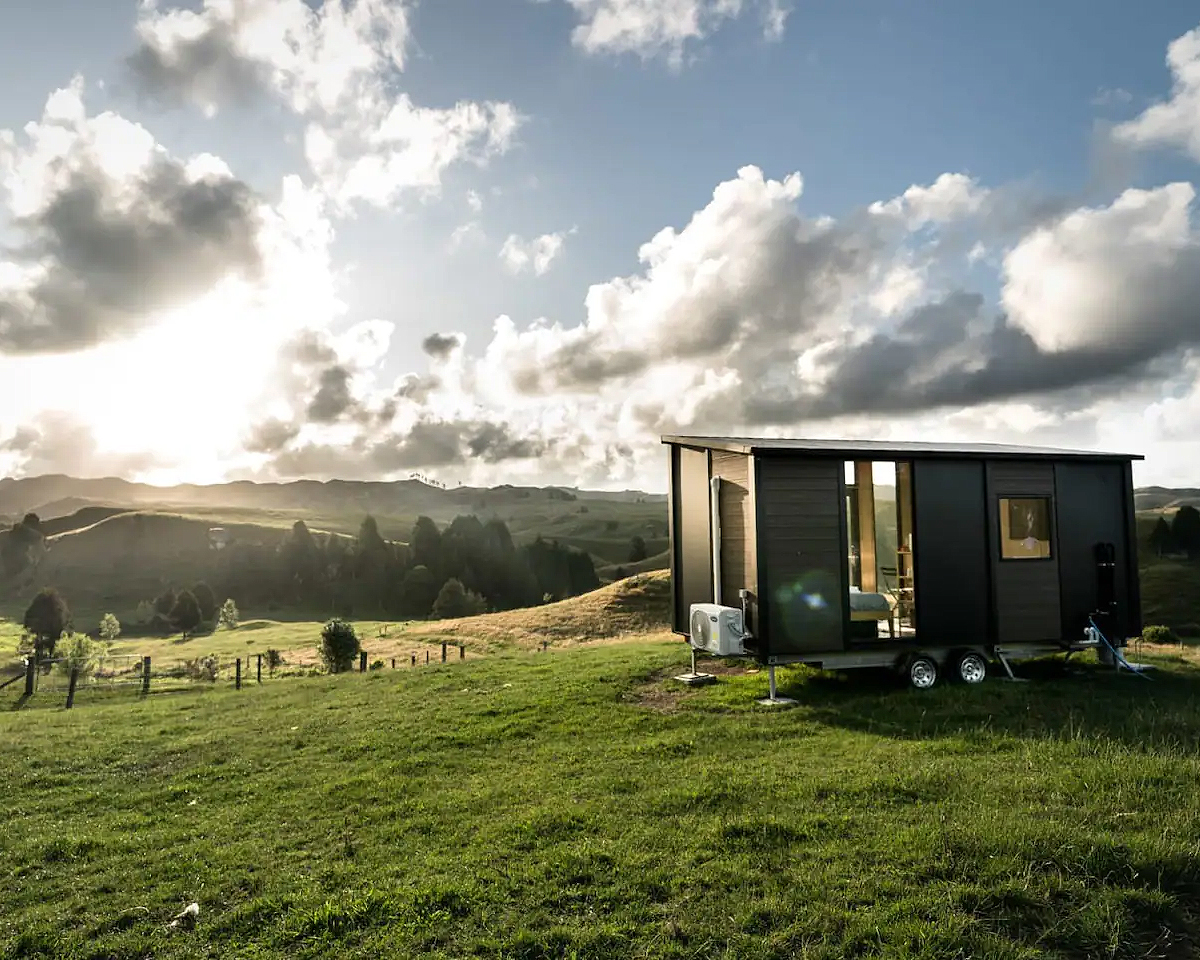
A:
2;640;1200;958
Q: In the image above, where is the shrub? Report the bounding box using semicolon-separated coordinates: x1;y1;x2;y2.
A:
320;618;360;674
183;655;220;683
629;535;648;562
191;582;217;623
57;633;99;678
170;590;202;638
370;659;385;671
23;587;71;661
98;613;120;644
265;648;283;674
1142;624;1179;645
218;598;240;630
432;578;487;620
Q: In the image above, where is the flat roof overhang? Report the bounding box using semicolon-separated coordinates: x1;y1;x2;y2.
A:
661;435;1144;462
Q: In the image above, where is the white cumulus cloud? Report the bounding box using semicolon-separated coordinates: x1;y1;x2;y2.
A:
129;0;522;211
1112;25;1200;160
539;0;789;67
499;228;576;275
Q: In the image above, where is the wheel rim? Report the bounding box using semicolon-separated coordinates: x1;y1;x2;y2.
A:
910;660;936;688
959;654;986;684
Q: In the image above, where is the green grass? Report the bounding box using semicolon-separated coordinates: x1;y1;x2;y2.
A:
2;639;1200;958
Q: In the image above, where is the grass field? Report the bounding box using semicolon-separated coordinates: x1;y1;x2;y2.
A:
2;635;1200;958
0;573;674;673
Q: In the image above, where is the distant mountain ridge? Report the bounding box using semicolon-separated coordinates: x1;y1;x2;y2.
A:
1133;487;1200;513
0;474;666;524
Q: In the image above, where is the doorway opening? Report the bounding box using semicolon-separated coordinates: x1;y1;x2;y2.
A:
845;460;916;640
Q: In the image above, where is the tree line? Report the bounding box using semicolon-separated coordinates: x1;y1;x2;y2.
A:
1149;506;1200;559
253;514;600;620
2;510;600;628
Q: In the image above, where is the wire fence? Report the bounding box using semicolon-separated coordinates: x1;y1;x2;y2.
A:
1;636;528;711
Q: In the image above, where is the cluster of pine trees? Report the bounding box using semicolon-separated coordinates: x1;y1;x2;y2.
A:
210;514;599;620
1148;505;1200;559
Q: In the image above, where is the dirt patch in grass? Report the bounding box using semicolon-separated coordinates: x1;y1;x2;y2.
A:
625;659;759;712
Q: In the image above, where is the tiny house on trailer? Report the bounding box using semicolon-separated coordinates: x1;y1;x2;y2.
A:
663;436;1143;690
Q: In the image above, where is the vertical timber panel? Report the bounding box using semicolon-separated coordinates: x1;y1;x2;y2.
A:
987;461;1061;644
758;456;846;655
911;460;990;647
1054;461;1135;643
673;446;714;633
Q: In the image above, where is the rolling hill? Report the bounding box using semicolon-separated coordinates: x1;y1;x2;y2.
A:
6;473;1200;638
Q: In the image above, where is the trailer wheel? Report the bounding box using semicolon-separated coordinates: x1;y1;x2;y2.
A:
907;655;938;690
954;650;987;685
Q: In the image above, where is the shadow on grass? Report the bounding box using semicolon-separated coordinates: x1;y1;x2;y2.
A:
741;651;1200;751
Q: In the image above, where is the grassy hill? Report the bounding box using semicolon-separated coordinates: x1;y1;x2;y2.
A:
0;571;674;671
2;616;1200;956
8;473;1200;639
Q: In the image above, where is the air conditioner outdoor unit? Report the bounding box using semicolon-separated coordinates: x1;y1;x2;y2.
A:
689;603;747;656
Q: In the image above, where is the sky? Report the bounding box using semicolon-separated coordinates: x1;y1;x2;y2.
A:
2;1;1200;493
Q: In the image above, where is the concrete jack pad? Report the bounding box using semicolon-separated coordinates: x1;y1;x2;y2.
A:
755;695;798;707
674;672;717;686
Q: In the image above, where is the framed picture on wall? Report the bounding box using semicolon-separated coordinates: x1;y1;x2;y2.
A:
1007;497;1050;542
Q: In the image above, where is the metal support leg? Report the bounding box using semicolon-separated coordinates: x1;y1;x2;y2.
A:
673;644;716;685
756;663;797;706
996;650;1027;683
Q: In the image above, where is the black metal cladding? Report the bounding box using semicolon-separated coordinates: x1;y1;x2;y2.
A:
755;456;846;655
911;460;991;649
1054;462;1134;643
664;436;1143;654
986;461;1062;645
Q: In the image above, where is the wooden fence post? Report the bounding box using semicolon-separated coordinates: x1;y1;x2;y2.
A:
23;659;35;697
441;642;447;663
141;657;151;696
236;658;242;690
257;654;262;684
542;640;548;653
411;654;416;666
459;644;465;659
425;650;430;664
65;668;78;709
391;658;396;669
359;651;367;672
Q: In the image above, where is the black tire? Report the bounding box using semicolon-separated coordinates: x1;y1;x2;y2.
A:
908;655;938;690
954;650;987;685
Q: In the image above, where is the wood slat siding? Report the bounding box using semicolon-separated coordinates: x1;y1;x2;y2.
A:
1054;462;1132;642
711;451;752;613
674;446;714;632
911;460;990;647
987;461;1062;644
757;457;846;655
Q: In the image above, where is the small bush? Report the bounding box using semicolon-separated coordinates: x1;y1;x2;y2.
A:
218;599;240;630
1141;624;1179;645
57;633;99;678
98;613;121;644
320;619;360;674
265;648;283;674
183;655;220;683
370;659;385;671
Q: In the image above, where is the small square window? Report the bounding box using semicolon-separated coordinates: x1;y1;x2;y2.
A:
999;497;1052;559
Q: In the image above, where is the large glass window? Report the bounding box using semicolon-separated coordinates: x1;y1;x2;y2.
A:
844;460;916;638
999;497;1052;559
